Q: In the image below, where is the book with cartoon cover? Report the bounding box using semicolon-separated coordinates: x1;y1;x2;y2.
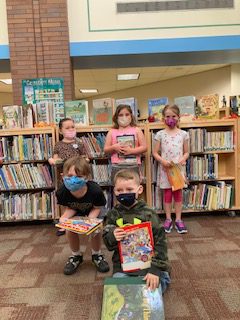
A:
101;277;165;320
148;97;168;121
92;98;114;125
166;162;186;191
196;94;219;119
55;217;103;235
118;221;154;272
116;134;136;161
65;100;89;126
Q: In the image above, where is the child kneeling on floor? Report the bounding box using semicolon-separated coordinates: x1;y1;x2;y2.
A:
102;169;170;293
56;156;109;275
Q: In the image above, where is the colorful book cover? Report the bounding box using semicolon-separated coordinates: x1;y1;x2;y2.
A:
55;217;103;235
148;97;168;121
101;277;165;320
93;98;113;125
174;95;196;121
118;222;154;272
2;105;22;129
116;134;136;161
115;97;138;118
196;94;219;119
229;95;240;116
166;162;186;191
65;100;89;126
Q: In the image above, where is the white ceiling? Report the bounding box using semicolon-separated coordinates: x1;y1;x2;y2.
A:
0;63;228;98
74;63;228;99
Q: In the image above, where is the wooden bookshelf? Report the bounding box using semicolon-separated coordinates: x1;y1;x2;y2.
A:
146;119;239;213
0;127;56;222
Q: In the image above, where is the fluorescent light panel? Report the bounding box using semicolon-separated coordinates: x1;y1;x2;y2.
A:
117;73;139;80
80;89;98;93
0;79;12;85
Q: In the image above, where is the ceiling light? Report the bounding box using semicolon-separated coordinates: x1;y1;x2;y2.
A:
0;79;12;85
79;89;98;93
117;74;139;81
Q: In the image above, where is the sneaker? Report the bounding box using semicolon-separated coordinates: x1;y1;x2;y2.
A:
163;219;173;233
56;229;66;236
92;254;110;273
63;255;83;275
175;220;188;234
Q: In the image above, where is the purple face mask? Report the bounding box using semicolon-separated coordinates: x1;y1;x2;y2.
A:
165;118;178;128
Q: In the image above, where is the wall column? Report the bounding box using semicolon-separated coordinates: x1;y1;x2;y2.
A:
6;0;73;105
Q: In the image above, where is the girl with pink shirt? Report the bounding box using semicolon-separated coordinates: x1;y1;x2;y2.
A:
104;104;147;182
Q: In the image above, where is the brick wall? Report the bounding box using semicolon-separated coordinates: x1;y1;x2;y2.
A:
6;0;73;105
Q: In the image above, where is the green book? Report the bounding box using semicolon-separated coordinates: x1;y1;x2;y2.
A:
101;277;165;320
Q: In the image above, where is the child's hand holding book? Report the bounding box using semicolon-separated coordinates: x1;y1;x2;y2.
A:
144;273;160;291
114;227;127;241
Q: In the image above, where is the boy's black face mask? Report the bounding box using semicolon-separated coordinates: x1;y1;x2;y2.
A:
116;193;136;207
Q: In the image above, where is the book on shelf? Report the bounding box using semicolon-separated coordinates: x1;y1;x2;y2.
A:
174;95;196;121
64;100;89;126
118;221;154;272
166;162;186;191
229;95;240;116
55;217;103;235
148;97;168;121
22;104;34;128
92;98;114;125
115;97;138;118
101;277;165;320
196;94;219;119
2;105;22;129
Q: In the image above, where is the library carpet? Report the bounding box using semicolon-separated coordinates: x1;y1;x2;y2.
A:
0;214;239;320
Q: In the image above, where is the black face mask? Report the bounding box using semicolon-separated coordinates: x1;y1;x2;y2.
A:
116;193;136;207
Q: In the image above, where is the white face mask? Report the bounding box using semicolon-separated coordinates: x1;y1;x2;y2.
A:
118;116;131;127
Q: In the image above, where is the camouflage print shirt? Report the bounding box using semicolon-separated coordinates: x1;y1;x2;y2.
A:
103;199;170;277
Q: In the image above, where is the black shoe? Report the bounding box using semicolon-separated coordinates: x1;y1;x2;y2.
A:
64;255;83;275
56;229;66;236
92;254;110;273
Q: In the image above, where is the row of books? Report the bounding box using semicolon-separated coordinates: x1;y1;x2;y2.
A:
186;154;218;180
0;164;53;190
148;94;240;122
0;134;53;161
182;182;233;210
81;133;106;158
91;162;110;184
151;181;233;211
151;185;163;210
188;129;234;152
2;94;240;129
151;129;234;154
1;97;136;128
91;162;146;185
0;191;54;221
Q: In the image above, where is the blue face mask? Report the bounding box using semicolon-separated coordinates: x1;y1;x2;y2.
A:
63;176;87;192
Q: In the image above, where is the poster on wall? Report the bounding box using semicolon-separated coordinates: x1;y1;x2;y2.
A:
22;77;65;124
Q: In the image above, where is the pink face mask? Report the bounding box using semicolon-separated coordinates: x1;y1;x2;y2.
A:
64;130;76;139
165;118;177;128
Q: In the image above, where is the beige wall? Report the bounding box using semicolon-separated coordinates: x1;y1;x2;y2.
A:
86;66;231;119
0;0;8;45
68;0;240;42
0;92;13;118
0;92;13;106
